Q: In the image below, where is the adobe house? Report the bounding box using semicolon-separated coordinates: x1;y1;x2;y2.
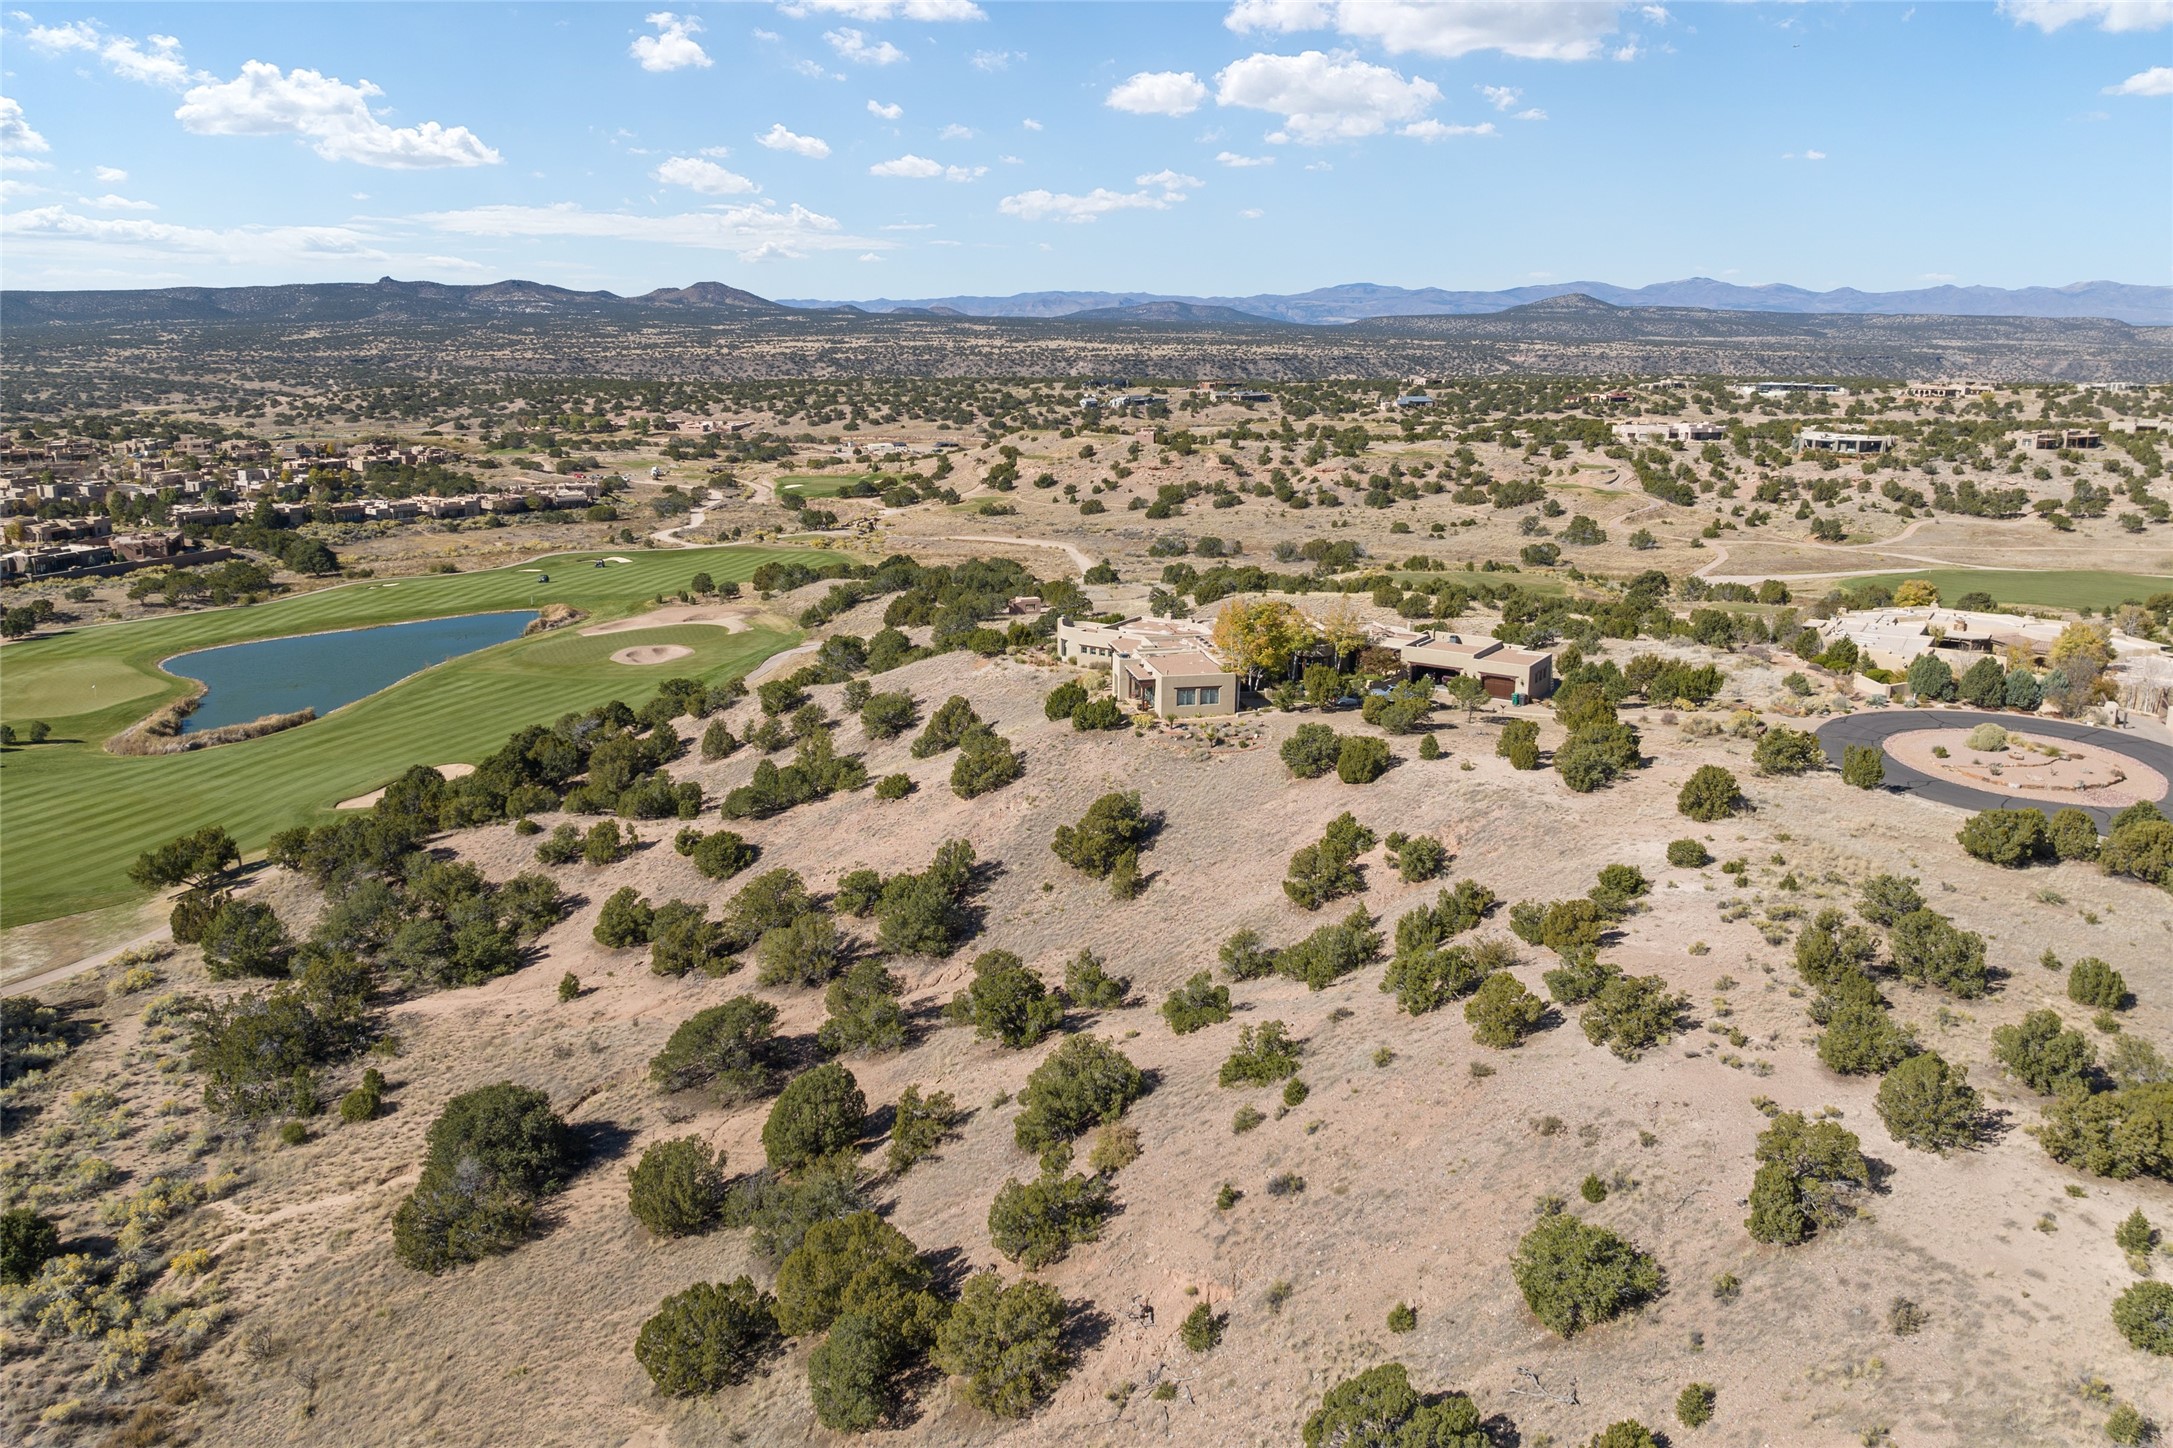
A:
1054;616;1238;718
1388;630;1557;702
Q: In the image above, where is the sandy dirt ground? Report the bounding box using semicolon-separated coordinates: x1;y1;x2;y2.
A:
579;605;759;637
9;637;2170;1448
610;644;696;667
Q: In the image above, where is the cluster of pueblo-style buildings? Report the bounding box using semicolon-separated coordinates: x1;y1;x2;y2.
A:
1053;613;1555;719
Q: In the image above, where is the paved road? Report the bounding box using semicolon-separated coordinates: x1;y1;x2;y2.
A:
1814;709;2173;831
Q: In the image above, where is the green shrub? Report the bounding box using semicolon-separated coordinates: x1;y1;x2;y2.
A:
1841;744;1886;789
1386;1302;1418;1334
1590;1422;1661;1448
859;691;918;740
1063;949;1130;1010
945;950;1063;1049
873;840;978;957
1677;766;1744;821
0;1208;61;1286
2039;1082;2173;1180
911;696;982;757
1466;972;1546;1048
950;728;1025;798
1072;696;1126;730
1383;942;1485;1015
1745;1111;1870;1245
2047;808;2100;862
2068;958;2129;1011
2101;817;2173;887
1044;679;1089;720
1284;812;1375;910
1958;808;2050;867
1543;949;1619;1006
392;1083;574;1273
1817;1003;1913;1076
1302;1364;1487;1448
1888;909;1988;997
1857;873;1926;926
649;902;737;979
1219;1020;1301;1087
1051;791;1148;878
1278;908;1384;989
1390;833;1447;882
1581;974;1689;1060
1336;735;1392;784
1556;721;1641;791
1162;972;1233;1034
1512;1213;1661;1337
808;1312;910;1432
651;997;781;1100
339;1077;382;1123
1675;1382;1716;1428
689;830;758;881
1498;718;1541;769
556;972;581;1003
756;912;847;988
773;1211;928;1337
819;960;908;1056
988;1172;1112;1268
633;1277;780;1395
1667;838;1712;868
874;772;913;800
201;898;295;980
1417;733;1442;760
762;1063;866;1173
1281;722;1342;779
933;1272;1070;1418
2106;1403;2150;1446
1752;726;1823;775
1219;928;1277;980
594;887;655;948
1875;1052;1982;1152
2111;1281;2173;1356
887;1085;958;1175
1993;1009;2096;1096
1014;1036;1144;1152
627;1137;728;1237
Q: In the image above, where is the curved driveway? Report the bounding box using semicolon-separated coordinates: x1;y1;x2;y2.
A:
1814;709;2173;831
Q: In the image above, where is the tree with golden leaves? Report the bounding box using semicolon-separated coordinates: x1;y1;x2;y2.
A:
1212;599;1316;688
1308;595;1368;669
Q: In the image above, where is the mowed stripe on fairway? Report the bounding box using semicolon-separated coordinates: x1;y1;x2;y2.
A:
0;545;811;927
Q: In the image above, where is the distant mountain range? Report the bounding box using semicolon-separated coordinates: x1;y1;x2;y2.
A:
784;277;2173;328
4;274;2169;330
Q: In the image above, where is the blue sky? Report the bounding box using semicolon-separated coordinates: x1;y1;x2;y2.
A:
2;1;2168;298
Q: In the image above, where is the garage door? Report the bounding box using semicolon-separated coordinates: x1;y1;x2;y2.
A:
1483;675;1515;699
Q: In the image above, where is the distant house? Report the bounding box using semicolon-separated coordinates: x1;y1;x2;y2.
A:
1732;382;1848;398
1055;615;1237;718
2016;428;2100;451
1391;394;1434;409
1818;606;2154;673
1796;430;1895;456
1613;419;1725;445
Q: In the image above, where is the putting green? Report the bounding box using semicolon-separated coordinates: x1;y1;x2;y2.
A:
777;474;875;500
0;545;805;928
1830;569;2173;614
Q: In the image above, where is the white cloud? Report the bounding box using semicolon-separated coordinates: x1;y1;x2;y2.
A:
1;204;410;272
779;0;986;19
826;28;906;65
1612;42;1641;61
1216;149;1276;166
0;153;52;173
880;221;935;229
631;12;712;72
2000;1;2172;31
23;21;203;88
759;123;832;157
1514;107;1547;121
970;49;1018;71
1136;168;1204;189
95;165;128;182
753;28;782;42
791;58;838;79
998;152;1022;163
998;186;1187;222
82;192;155;210
175;62;501;168
1304;159;1333;171
1225;0;1624;61
419;199;876;261
699;145;733;158
1479;84;1520;110
868;153;984;180
1804;148;1827;160
1641;4;1671;23
1022;117;1043;130
2106;64;2173;95
0;96;51;155
655;156;760;194
859;251;882;261
1214;50;1440;143
1240;207;1264;219
1400;118;1497;140
867;99;904;119
1106;70;1210;116
940;123;977;140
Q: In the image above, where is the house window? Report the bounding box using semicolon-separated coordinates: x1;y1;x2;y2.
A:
1198;686;1220;705
1176;687;1197;706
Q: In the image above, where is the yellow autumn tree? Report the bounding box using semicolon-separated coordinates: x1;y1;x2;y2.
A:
1892;580;1940;607
2049;622;2112;668
1212;599;1316;686
1307;595;1368;668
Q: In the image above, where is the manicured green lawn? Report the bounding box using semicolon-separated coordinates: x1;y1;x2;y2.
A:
1830;569;2173;613
0;545;804;927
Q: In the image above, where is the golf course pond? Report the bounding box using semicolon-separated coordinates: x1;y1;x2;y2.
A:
164;610;539;732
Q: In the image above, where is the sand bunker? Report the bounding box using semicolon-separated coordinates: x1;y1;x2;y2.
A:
336;762;475;811
611;643;694;667
580;604;754;637
1884;727;2168;808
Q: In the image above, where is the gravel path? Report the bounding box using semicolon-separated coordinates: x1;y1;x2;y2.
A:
1813;708;2173;830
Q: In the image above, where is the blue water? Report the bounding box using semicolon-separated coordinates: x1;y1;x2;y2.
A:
166;611;538;733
